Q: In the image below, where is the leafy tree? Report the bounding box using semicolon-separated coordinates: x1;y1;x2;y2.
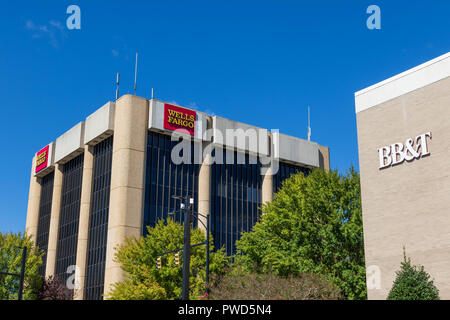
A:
387;250;439;300
107;218;229;300
0;232;44;300
235;168;366;300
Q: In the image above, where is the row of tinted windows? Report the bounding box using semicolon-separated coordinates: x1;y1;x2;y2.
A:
55;154;84;296
273;162;310;193
143;132;199;231
85;136;113;300
36;171;54;276
210;150;262;255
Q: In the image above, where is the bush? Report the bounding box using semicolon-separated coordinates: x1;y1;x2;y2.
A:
37;276;72;300
208;267;343;300
387;251;439;300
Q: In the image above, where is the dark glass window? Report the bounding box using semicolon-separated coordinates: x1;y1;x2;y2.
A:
143;132;199;234
210;150;262;255
36;171;54;276
55;154;84;296
85;136;113;300
273;162;310;194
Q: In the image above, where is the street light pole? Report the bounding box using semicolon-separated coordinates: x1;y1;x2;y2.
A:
168;195;210;300
1;246;27;300
181;197;192;300
206;217;210;295
18;246;27;300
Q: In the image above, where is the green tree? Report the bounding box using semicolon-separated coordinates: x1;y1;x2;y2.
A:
387;250;439;300
235;168;366;300
0;232;44;300
107;218;229;300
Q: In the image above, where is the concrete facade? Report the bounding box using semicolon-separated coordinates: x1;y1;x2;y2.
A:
104;95;149;297
84;102;115;146
74;145;94;300
54;122;85;164
45;164;63;277
25;157;41;245
26;94;330;299
355;52;450;299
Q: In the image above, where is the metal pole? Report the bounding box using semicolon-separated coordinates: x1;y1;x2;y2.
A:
206;215;210;295
116;73;120;101
134;53;138;95
181;198;192;300
18;246;27;300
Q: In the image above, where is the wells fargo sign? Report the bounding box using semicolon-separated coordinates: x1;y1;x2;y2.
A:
35;145;50;174
163;103;196;136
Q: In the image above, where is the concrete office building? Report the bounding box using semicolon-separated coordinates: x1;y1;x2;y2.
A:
25;94;330;300
356;52;450;299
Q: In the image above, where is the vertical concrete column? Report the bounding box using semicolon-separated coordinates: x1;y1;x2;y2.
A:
261;165;273;205
73;145;94;300
104;95;148;298
198;142;211;233
45;163;64;278
261;133;274;205
25;157;41;245
318;145;330;172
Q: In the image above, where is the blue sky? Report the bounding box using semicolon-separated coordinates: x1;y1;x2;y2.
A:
0;0;449;233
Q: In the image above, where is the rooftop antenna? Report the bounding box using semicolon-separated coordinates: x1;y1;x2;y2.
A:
134;52;138;95
151;88;154;100
307;106;311;141
115;73;120;101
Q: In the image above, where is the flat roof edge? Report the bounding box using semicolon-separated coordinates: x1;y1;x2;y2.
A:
355;52;450;113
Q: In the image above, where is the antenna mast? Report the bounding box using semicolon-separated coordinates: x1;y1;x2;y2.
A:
116;73;120;101
307;106;311;141
134;52;138;95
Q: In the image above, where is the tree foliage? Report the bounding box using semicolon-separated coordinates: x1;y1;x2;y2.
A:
387;250;439;300
107;218;229;300
235;168;366;300
0;232;43;300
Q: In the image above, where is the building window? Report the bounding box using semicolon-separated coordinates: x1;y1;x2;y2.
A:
143;132;199;234
85;136;113;300
36;171;54;277
273;162;310;194
210;150;262;255
55;154;84;296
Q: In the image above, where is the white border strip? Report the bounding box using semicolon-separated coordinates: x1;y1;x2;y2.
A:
355;52;450;113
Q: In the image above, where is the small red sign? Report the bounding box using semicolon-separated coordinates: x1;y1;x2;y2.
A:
163;103;196;136
35;145;49;174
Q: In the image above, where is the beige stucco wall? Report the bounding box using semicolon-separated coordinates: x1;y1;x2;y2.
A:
73;145;94;300
318;145;330;171
103;95;148;298
45;164;64;277
25;157;41;245
357;76;450;299
261;166;273;205
198;142;211;233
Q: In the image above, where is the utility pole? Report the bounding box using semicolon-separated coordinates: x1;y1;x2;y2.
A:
160;195;210;300
0;246;27;300
181;197;193;300
18;246;27;300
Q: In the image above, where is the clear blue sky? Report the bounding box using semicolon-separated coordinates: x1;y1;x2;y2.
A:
1;0;449;233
